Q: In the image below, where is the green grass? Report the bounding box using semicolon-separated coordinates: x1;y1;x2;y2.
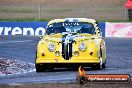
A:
1;15;129;22
0;17;131;22
99;19;132;22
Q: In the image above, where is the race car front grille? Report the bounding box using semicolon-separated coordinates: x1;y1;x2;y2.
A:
62;42;72;60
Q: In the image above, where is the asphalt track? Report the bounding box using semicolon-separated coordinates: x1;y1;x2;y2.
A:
0;36;132;84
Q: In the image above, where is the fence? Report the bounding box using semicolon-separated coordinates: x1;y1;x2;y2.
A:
125;9;132;20
0;4;129;21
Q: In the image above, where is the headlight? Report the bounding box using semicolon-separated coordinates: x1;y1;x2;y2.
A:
78;42;86;51
48;43;55;52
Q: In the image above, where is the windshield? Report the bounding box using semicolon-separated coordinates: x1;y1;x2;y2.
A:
46;22;95;35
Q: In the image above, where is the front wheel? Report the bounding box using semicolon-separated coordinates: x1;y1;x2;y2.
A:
35;64;46;72
93;62;106;70
93;48;103;70
102;61;106;68
96;63;102;70
35;64;41;72
97;47;103;70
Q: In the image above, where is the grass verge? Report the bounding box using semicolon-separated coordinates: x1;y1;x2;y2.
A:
0;18;131;22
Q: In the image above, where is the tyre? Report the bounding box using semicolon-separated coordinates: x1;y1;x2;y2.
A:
36;64;40;72
102;61;106;68
35;64;41;72
93;62;106;70
93;47;103;70
97;47;103;70
36;64;46;72
96;63;102;70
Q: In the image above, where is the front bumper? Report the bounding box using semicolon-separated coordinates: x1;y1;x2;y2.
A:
36;57;101;68
36;57;100;64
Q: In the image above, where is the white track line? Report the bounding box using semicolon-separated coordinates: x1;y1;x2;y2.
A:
0;40;33;44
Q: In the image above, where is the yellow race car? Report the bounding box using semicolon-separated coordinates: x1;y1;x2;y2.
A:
35;18;106;72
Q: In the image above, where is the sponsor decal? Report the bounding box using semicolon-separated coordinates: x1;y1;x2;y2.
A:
105;22;132;38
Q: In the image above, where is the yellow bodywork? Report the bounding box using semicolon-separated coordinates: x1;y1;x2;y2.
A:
36;18;106;69
36;35;106;64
